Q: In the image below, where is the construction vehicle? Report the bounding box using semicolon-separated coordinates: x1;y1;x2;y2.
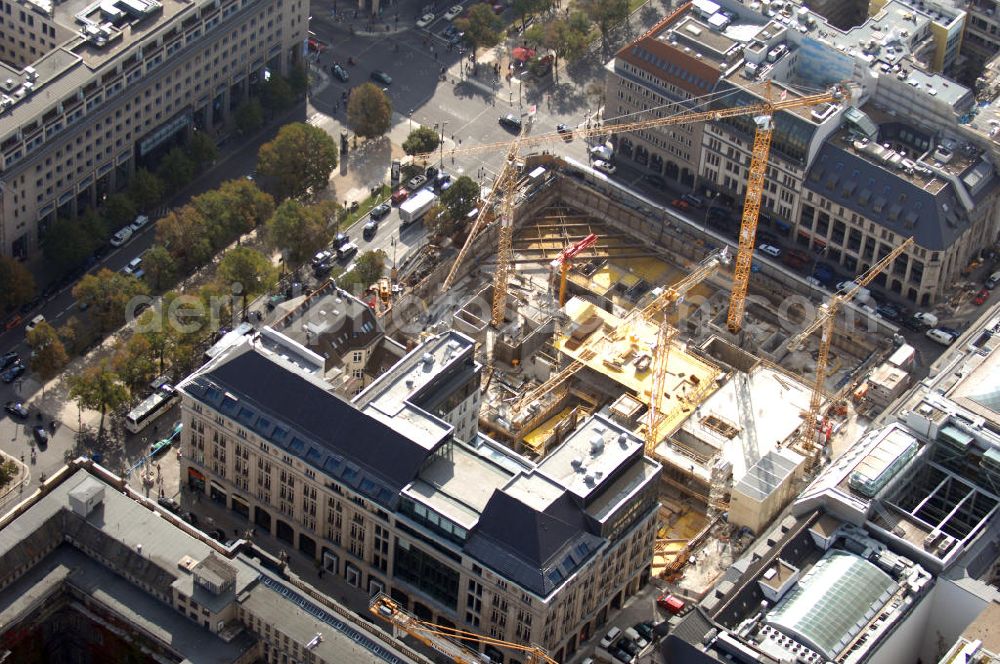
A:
785;237;913;466
370;593;558;664
551;233;598;306
436;83;850;337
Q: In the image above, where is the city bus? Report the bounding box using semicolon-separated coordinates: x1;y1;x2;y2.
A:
125;379;181;434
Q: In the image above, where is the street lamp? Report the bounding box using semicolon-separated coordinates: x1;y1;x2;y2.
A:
434;121;448;169
408;109;414;132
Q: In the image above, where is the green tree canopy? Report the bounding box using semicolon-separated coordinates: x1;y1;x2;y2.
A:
158;146;196;194
440;175;481;219
235;99;264;135
340;250;386;290
455;4;504;49
217;247;277;318
216;179;276;233
68;361;129;440
43;215;100;272
260;74;295;111
513;0;551;28
258;122;339;200
347;83;393;140
578;0;627;51
265;199;337;266
112;334;157;396
128;168;166;212
0;256;35;311
103;193;137;230
402;126;442;156
72;268;150;333
155;205;215;272
187;131;219;168
27;320;68;393
142;244;178;292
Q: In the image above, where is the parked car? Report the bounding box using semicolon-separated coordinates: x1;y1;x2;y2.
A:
974;288;991;305
623;627;648;650
657;593;686;614
332;63;349;82
32;425;49;446
25;314;45;334
593;159;616;175
985;271;1000;289
876;303;902;321
642;173;667;189
129;214;150;233
407;174;428;191
312;250;333;267
600;626;622;649
632;622;654;643
670;198;690;211
926;328;957;345
1;362;25;383
391;187;410;205
499;114;522;131
681;193;705;208
370;70;393;85
4;401;29;419
336;242;359;261
110;226;133;247
757;243;781;258
589;144;613;161
0;351;19;370
609;645;636;664
158;496;181;513
618;637;639;657
416;12;435;27
443;4;463;20
433;173;453;191
122;257;144;278
332;233;351;249
370;202;391;221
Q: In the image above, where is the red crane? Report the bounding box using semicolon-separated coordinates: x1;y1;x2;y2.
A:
550;233;598;306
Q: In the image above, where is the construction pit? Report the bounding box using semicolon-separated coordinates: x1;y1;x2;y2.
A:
393;156;902;599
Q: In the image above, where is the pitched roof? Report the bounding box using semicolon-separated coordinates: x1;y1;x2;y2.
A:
805;141;964;251
185;346;439;504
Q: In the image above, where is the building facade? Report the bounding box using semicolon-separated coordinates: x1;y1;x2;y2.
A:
0;0;307;258
178;333;661;663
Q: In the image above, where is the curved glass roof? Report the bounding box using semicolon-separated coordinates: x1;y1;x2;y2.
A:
766;550;897;659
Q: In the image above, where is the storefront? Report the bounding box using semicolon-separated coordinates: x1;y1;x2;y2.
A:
187;467;206;493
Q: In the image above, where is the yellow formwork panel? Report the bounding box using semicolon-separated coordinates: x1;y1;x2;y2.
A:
522;407;574;452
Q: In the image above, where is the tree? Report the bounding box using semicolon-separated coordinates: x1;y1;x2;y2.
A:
266;199;336;266
128;168;165;212
218;179;275;231
341;250;386;289
235;99;264;135
158;146;196;193
112;334;156;395
513;0;551;29
402;126;442;156
156;206;215;272
72;268;150;333
456;4;504;49
43;216;99;272
68;361;129;440
347;83;392;140
260;74;295;111
187;131;219;168
0;256;35;311
287;63;309;97
257;122;339;200
441;175;481;219
142;244;177;292
134;307;176;375
27;321;68;393
217;247;277;318
103;193;137;230
578;0;628;52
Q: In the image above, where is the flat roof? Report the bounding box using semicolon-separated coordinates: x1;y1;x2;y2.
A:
759;559;798;593
734;449;801;502
536;414;644;500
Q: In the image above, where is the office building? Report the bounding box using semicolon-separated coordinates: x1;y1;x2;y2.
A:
0;0;307;258
0;461;427;664
176;331;662;663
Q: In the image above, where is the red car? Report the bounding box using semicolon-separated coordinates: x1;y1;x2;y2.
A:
391;187;409;205
670;198;689;211
307;37;327;53
974;288;990;305
656;593;686;614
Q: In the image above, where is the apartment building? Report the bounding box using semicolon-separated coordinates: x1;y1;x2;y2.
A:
177;331;661;663
0;462;426;664
0;0;307;259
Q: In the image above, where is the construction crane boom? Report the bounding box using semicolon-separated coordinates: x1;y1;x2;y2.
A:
551;233;599;305
786;237;914;461
436;83;849;337
370;594;558;664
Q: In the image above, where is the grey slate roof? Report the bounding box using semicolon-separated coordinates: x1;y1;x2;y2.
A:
805;141;964;251
464;490;603;597
185;346;439;506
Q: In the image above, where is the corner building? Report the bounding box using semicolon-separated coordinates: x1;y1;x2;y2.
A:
0;0;307;258
178;332;661;663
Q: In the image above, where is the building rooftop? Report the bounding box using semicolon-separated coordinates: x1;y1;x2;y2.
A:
734;449;801;501
181;344;445;507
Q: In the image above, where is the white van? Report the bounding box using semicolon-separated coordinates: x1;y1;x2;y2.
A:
599;626;622;649
926;328;956;345
589;144;613;162
757;244;781;258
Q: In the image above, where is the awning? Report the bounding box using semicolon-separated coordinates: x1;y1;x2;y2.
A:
188;467;206;481
512;46;536;61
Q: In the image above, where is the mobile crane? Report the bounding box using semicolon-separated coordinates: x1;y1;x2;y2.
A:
551;233;599;306
370;593;558;664
786;237;913;466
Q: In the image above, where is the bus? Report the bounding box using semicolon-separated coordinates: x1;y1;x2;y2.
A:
125;380;181;434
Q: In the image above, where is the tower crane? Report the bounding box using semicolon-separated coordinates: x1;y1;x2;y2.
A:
786;237;913;466
551;233;599;306
370;593;558;664
435;84;850;335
